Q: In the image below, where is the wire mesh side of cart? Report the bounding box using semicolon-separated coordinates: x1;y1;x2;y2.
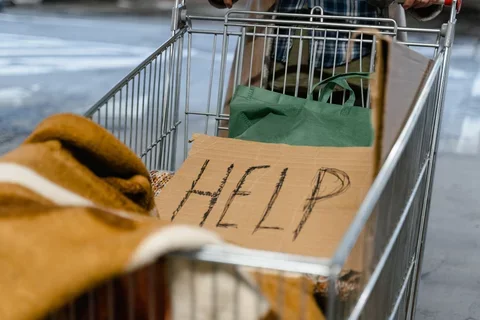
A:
83;7;457;320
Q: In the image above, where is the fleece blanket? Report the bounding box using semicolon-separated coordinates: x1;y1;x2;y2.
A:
0;113;328;320
0;113;277;320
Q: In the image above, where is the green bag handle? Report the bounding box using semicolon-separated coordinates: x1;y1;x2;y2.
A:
307;72;371;107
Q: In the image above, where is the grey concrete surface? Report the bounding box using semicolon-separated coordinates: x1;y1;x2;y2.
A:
0;13;161;152
416;154;480;320
0;3;479;319
412;9;480;320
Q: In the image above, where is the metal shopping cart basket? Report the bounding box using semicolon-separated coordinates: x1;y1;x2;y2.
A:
83;1;460;319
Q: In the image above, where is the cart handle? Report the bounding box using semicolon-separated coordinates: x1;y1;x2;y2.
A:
397;0;462;13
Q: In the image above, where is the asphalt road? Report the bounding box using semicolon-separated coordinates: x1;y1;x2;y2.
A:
0;8;175;153
0;6;237;155
0;5;480;319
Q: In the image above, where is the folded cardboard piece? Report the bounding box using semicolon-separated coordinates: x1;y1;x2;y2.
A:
374;36;434;164
155;36;432;272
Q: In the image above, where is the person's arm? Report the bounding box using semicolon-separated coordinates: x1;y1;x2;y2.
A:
370;0;443;21
402;0;443;21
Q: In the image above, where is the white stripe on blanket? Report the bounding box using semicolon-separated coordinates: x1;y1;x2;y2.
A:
0;162;149;221
0;162;94;206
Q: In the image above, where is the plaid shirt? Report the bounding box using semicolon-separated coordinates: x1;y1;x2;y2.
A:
275;0;380;69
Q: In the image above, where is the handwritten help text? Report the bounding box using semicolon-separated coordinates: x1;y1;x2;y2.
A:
171;159;351;241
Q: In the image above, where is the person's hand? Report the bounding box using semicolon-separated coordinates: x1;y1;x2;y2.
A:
223;0;233;8
402;0;436;9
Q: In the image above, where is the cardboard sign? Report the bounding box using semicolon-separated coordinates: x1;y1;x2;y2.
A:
155;35;433;272
156;134;375;270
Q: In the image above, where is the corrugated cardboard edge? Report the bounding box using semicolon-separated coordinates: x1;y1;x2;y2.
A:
370;37;388;178
371;36;434;170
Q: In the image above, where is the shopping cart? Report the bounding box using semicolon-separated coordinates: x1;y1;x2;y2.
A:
83;1;460;319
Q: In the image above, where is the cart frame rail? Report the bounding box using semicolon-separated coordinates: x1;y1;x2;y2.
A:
84;2;458;318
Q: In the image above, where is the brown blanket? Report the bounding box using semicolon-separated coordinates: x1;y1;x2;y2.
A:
0;113;329;320
0;113;279;320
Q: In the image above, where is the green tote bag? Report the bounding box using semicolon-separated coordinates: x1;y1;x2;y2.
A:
228;72;373;147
